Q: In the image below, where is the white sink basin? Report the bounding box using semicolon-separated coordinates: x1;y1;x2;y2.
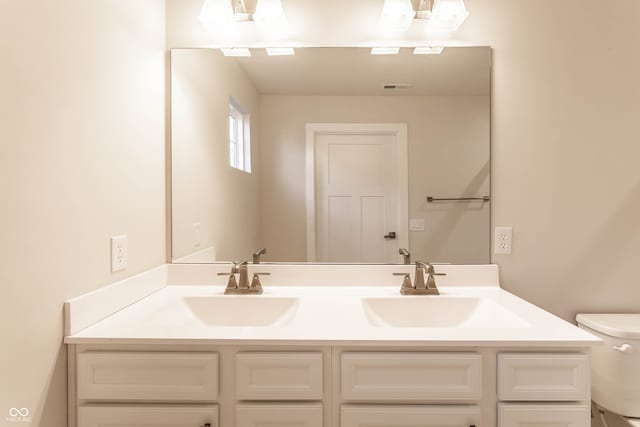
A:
362;296;530;328
183;296;299;327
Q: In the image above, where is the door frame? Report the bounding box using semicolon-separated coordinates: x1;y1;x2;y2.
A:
305;123;409;262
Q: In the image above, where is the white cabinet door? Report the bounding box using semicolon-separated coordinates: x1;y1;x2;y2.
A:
342;352;482;402
498;353;589;401
236;403;323;427
499;404;589;427
77;351;219;401
235;352;323;400
341;405;481;427
78;405;218;427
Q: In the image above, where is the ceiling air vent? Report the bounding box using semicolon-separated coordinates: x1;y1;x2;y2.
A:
383;83;412;90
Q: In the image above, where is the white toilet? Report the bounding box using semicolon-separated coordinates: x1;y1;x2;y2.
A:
577;314;640;427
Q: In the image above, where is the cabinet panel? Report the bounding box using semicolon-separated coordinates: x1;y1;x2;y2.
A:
498;354;589;401
236;403;323;427
77;352;218;402
498;404;589;426
78;405;218;427
341;405;481;427
341;352;482;402
235;352;323;400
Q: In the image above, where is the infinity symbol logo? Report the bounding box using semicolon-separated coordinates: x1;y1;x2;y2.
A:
8;408;29;417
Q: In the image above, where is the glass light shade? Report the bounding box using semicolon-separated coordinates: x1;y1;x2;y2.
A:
431;0;469;30
253;0;287;25
199;0;234;26
379;0;416;31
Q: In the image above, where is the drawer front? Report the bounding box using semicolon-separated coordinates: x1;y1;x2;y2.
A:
77;352;218;402
341;405;481;427
236;403;323;427
498;353;589;401
78;404;218;427
341;352;482;402
498;403;589;426
235;352;323;400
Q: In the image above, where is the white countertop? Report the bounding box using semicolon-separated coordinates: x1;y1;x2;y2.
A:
65;284;600;347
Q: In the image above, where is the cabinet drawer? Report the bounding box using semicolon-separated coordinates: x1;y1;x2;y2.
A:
236;403;323;427
77;352;218;402
235;352;323;400
498;403;589;426
78;404;218;427
341;405;481;427
498;353;589;401
341;352;481;402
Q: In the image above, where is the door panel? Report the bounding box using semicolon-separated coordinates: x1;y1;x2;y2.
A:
361;196;386;262
315;132;399;263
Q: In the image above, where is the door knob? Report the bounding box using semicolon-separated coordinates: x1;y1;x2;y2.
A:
384;232;397;239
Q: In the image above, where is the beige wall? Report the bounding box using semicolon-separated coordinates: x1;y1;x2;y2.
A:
171;49;261;262
259;96;490;263
0;1;166;425
460;0;640;321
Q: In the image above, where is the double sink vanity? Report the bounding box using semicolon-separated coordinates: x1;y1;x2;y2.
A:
64;45;599;427
64;263;599;427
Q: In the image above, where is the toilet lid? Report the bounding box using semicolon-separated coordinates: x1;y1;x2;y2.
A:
576;314;640;339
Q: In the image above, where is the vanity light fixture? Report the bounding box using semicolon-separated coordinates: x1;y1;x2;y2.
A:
430;0;469;30
414;46;444;55
379;0;416;31
371;47;401;55
266;47;295;56
221;47;251;57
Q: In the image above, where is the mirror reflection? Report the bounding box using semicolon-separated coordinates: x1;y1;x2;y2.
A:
171;47;491;264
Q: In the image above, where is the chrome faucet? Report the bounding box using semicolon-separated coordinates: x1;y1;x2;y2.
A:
218;261;269;295
394;261;446;295
399;248;411;264
253;247;267;264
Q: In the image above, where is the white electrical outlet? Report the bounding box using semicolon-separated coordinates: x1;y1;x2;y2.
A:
409;218;426;232
193;222;201;247
494;227;513;255
111;235;128;272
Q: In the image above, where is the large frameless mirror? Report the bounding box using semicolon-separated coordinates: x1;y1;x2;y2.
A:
171;47;491;264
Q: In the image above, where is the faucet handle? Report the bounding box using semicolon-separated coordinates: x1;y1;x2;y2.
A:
224;273;238;291
249;274;266;294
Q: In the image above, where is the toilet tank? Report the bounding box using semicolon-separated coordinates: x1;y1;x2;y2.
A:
577;314;640;418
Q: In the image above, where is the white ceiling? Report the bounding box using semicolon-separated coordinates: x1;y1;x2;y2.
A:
231;47;490;96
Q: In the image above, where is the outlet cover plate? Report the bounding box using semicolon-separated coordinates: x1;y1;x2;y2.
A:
494;227;513;255
111;235;128;272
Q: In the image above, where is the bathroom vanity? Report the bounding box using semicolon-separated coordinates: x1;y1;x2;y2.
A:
64;264;599;427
